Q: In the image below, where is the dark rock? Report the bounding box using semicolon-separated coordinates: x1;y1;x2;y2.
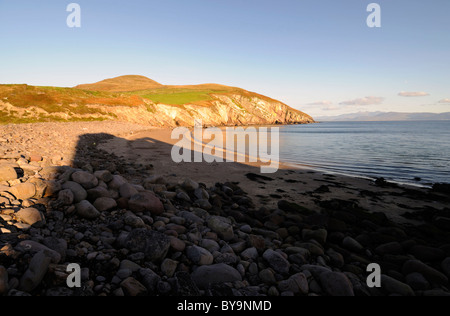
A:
191;264;242;289
263;249;290;274
381;275;415;296
125;229;170;262
409;245;446;262
402;260;448;285
405;273;430;291
128;191;164;215
319;271;354;296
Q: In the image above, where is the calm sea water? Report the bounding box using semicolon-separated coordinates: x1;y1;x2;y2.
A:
279;121;450;186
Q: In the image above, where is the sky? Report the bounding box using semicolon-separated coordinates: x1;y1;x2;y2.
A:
0;0;449;117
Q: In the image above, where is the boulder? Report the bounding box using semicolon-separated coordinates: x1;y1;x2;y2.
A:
191;264;242;289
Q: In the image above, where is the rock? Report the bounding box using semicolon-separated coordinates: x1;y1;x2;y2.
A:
128;191;164;215
241;247;259;261
326;248;345;268
381;275;415;296
319;271;354;296
94;170;113;183
121;277;148;296
0;165;17;182
191;264;242;289
17;240;61;264
186;246;214;266
442;258;450;278
119;183;139;199
57;189;74;206
9;183;36;200
87;186;110;201
199;239;220;253
207;216;234;241
20;251;52;293
278;273;309;295
174;271;201;296
124;213;146;228
298;242;324;256
375;242;403;255
405;273;430;291
139;268;161;294
62;181;87;203
409;245;446;262
182;179;199;191
15;208;46;228
0;266;8;296
43;237;67;262
125;229;170;262
342;236;364;252
402;260;448;285
259;269;277;284
170;237;186;252
302;229;327;245
75;200;101;219
93;197;117;212
161;259;178;278
195;199;212;210
108;175;128;191
263;249;290;274
71;171;98;189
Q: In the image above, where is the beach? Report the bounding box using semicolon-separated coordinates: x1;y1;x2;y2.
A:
1;121;450;296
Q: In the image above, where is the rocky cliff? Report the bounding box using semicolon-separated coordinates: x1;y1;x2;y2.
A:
0;76;315;127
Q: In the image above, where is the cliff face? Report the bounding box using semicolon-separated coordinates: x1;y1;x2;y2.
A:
0;77;315;127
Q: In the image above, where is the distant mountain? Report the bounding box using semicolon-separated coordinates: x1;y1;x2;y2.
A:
316;111;450;122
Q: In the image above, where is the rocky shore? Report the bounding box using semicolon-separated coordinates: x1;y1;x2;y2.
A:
1;122;450;296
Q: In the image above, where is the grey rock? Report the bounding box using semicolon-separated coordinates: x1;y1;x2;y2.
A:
342;236;364;252
182;178;199;191
442;257;450;278
62;181;87;203
15;208;46;228
278;273;309;295
121;277;148;296
186;246;214;266
375;242;403;255
161;258;178;278
128;191;164;215
409;245;446;262
207;216;234;241
302;229;327;245
75;200;101;219
17;240;61;264
263;249;290;274
319;271;354;296
93;197;117;212
125;229;170;262
20;251;51;293
402;260;448;285
108;175;128;191
57;189;74;206
71;171;98;189
405;273;430;291
199;239;220;253
0;266;8;296
94;170;113;183
119;183;139;199
259;268;277;284
87;186;110;201
241;247;259;261
191;264;242;289
139;268;161;294
381;274;415;296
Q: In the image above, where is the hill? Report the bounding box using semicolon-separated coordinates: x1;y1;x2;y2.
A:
0;76;315;127
316;111;450;122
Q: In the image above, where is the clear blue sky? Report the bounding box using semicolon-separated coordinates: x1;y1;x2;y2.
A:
1;0;449;117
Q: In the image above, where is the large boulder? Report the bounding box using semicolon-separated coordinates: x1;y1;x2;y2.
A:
128;191;164;215
15;208;46;228
0;165;18;182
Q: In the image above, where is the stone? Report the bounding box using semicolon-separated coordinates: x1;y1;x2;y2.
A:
319;271;354;296
15;208;46;228
94;170;113;183
170;237;186;252
278;273;309;295
128;191;164;215
402;260;448;285
326;248;345;268
405;273;430;291
57;189;74;206
75;200;101;219
43;237;68;262
161;259;178;278
125;228;170;262
119;183;139;199
93;197;117;212
302;229;327;245
121;277;148;296
0;266;8;296
375;242;403;255
182;178;199;191
199;239;220;253
191;264;242;289
248;234;266;251
0;165;17;182
124;213;146;228
140;268;161;294
87;186;110;201
241;247;259;261
381;275;415;296
62;181;87;203
342;236;364;252
20;251;51;293
263;249;290;274
174;271;201;296
186;246;214;266
207;216;234;241
17;240;61;264
259;268;276;284
108;175;128;191
442;258;450;278
409;245;446;262
9;183;36;200
71;171;98;189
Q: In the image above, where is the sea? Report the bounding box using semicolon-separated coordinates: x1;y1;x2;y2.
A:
279;121;450;187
